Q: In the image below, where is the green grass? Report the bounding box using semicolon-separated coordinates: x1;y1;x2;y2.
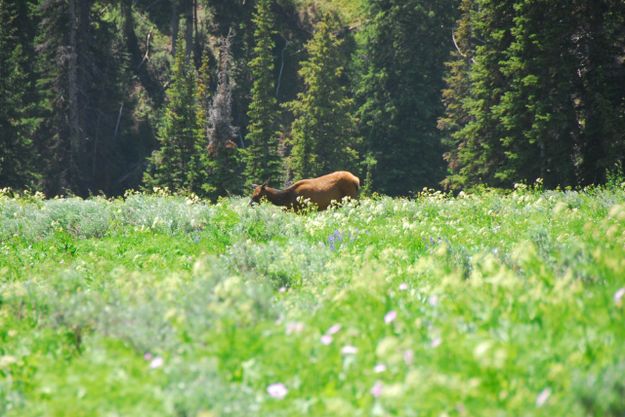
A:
294;0;368;25
1;186;625;416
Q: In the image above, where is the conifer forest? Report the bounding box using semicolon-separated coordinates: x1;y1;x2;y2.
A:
1;0;623;197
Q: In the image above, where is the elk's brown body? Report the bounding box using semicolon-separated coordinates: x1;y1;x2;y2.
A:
250;171;360;211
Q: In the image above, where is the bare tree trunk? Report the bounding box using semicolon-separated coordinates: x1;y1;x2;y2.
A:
121;0;163;105
184;0;193;60
193;0;199;60
171;0;180;55
68;0;80;185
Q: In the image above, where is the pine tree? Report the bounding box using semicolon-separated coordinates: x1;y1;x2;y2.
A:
286;13;357;180
572;0;625;185
243;0;282;188
36;0;88;195
0;0;39;189
36;0;140;196
358;0;458;195
438;0;475;190
441;0;625;189
494;0;579;187
144;34;198;192
190;45;216;196
441;0;516;189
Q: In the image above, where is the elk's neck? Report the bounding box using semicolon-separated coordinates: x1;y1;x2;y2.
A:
264;187;293;207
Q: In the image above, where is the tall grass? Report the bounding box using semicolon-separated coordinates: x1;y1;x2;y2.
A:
1;185;624;416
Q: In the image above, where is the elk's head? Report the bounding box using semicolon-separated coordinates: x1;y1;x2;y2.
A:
249;181;268;206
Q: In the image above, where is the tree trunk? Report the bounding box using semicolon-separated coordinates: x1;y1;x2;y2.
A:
184;0;193;60
171;0;179;55
67;0;80;187
121;0;163;105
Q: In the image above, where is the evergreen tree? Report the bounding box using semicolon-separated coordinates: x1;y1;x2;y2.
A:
438;0;475;190
440;0;625;189
0;0;40;189
358;0;458;195
286;13;357;180
243;0;282;188
571;0;625;185
441;0;516;189
494;0;580;187
36;0;139;196
190;45;216;196
205;33;243;198
34;0;71;194
144;34;198;192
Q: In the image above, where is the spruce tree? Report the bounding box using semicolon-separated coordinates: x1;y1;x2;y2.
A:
0;0;39;189
144;34;198;193
438;0;475;190
442;0;516;189
494;0;579;187
243;0;282;188
36;0;93;195
572;0;625;185
358;0;458;195
34;0;71;194
441;0;625;189
36;0;139;196
286;13;357;180
190;45;216;196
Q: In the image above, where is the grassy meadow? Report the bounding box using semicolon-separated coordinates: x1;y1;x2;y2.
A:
1;185;625;416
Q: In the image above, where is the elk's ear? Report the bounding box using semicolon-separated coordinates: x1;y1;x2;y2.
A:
251;183;259;189
262;179;269;187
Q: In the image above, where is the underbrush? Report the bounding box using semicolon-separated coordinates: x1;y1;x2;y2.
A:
1;185;625;416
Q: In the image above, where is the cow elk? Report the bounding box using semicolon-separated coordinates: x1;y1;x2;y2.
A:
249;171;360;212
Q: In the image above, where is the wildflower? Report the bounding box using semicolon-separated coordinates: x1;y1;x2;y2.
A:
320;335;333;345
286;322;304;335
144;352;153;361
371;380;383;398
384;310;397;324
403;349;414;365
327;324;341;335
431;336;442;348
428;295;439;306
341;345;358;355
536;388;551;407
373;363;386;373
267;383;288;399
398;283;408;291
279;286;287;293
149;356;164;369
327;230;343;251
0;356;17;367
614;288;625;307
